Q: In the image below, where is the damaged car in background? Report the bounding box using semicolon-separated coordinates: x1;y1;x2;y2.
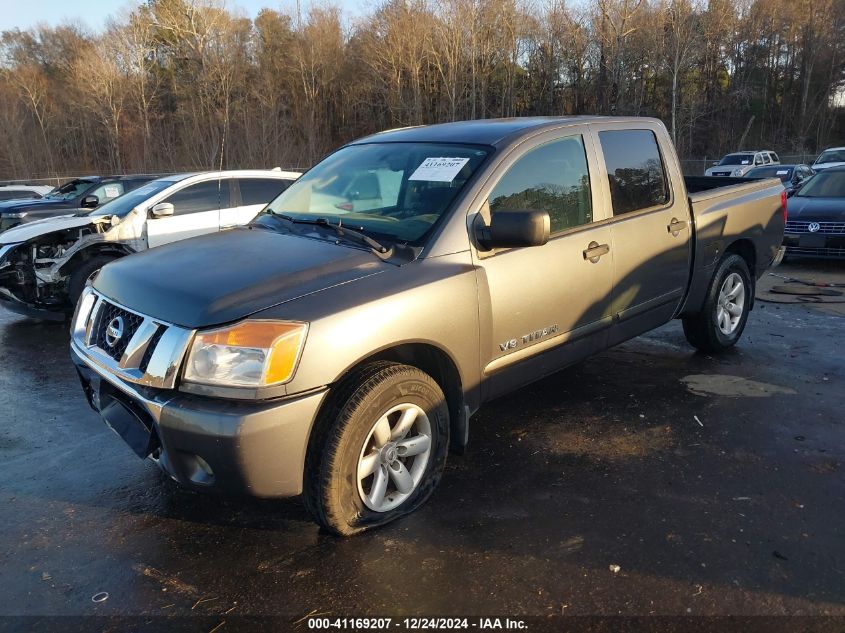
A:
0;169;299;320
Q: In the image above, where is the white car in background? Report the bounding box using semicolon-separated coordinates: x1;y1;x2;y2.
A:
0;169;300;318
812;147;845;172
0;184;54;201
705;150;780;177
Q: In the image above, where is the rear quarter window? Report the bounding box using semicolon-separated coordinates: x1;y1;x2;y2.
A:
598;129;669;216
239;178;293;206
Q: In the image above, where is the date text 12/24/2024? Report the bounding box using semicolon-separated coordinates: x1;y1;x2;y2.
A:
307;618;528;630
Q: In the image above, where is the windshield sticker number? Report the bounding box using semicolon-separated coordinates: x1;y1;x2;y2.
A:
103;185;121;198
741;160;750;165
409;157;470;182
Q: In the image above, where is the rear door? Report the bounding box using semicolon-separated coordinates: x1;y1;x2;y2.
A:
471;129;615;397
590;125;692;344
224;177;293;227
146;178;229;248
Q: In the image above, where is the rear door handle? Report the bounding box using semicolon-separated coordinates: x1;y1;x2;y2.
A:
668;218;688;236
583;241;610;263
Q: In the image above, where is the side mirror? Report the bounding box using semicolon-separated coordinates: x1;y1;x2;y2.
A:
80;195;99;209
712;161;718;166
150;202;174;217
476;209;550;251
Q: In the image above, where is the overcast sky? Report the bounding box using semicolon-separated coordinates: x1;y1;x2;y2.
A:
0;0;371;32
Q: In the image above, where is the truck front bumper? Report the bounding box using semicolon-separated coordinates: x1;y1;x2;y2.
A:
71;343;328;498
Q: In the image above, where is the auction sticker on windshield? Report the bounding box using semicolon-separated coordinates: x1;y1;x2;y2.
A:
409;157;470;182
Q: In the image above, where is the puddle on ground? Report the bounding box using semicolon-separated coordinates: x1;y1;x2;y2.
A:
681;374;796;398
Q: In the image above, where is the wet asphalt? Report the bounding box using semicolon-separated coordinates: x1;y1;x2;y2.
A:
0;261;842;628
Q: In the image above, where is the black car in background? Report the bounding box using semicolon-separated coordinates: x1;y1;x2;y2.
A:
783;166;845;259
0;175;153;233
746;164;815;195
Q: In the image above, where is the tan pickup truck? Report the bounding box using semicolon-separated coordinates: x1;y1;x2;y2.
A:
71;117;785;534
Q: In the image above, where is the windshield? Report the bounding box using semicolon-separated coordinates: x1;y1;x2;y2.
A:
795;171;845;198
262;142;491;245
45;179;94;200
88;179;177;217
814;149;845;164
718;154;755;166
746;166;793;181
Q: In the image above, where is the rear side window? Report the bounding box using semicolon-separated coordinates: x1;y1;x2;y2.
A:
239;178;292;206
163;179;230;215
489;135;593;234
598;130;669;216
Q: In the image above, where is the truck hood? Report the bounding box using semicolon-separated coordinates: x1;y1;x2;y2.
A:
93;228;391;328
786;196;845;221
0;214;103;245
0;197;70;213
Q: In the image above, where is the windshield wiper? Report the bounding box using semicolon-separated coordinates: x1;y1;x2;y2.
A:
269;213;394;260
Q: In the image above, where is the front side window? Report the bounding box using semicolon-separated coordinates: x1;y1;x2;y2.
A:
489;135;592;234
263;142;490;245
599;129;669;216
162;179;230;215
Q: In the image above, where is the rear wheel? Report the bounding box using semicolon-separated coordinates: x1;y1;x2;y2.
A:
303;362;449;535
67;255;117;310
683;253;752;353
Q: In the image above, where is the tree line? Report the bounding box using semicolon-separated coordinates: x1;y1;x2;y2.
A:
0;0;843;181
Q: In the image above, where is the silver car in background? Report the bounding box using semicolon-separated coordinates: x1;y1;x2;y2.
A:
705;150;780;177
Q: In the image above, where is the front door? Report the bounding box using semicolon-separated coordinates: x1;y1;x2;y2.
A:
590;126;692;344
146;179;229;248
472;132;615;398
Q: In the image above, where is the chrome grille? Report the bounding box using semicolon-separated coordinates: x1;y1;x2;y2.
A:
71;288;194;390
92;301;144;362
785;220;845;235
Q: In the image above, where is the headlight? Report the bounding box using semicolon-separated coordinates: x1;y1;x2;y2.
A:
183;320;307;388
731;169;743;176
6;212;27;219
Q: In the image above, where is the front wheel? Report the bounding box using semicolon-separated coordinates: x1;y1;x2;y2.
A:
303;362;450;535
682;253;752;353
67;255;118;310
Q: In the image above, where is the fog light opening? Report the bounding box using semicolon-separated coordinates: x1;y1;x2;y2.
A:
187;454;215;486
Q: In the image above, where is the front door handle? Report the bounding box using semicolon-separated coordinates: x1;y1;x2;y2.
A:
668;218;688;236
583;241;610;263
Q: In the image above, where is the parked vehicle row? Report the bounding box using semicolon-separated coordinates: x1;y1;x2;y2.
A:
66;116;785;534
0;176;154;233
0;169;299;318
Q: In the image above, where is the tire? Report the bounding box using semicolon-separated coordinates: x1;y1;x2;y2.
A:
67;255;117;310
303;361;450;536
682;253;752;353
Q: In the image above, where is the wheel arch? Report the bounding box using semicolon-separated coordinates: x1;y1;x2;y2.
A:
320;341;470;456
57;242;135;276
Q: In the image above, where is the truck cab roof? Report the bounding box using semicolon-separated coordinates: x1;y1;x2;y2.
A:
353;116;662;148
